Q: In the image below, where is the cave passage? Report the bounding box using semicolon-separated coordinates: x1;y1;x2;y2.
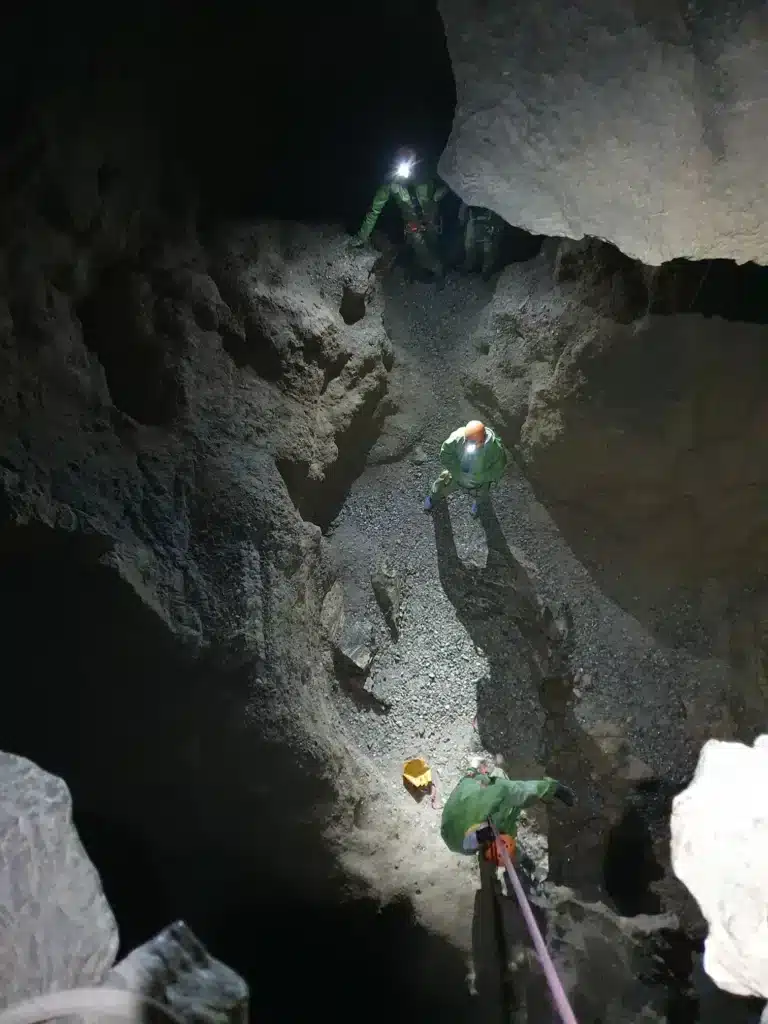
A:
602;796;664;917
0;534;473;1021
650;258;768;323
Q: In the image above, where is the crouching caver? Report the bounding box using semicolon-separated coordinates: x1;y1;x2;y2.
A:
440;764;575;865
425;420;507;517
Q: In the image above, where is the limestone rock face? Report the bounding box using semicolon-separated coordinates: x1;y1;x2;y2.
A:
321;580;377;675
461;247;768;660
521;312;768;590
0;88;392;929
475;873;676;1022
451;246;768;919
543;888;676;1023
105;920;248;1024
0;752;118;1009
438;0;768;265
671;736;768;1000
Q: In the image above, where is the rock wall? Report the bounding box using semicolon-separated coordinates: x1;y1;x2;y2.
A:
0;762;249;1024
672;736;768;1002
514;262;768;753
437;0;768;265
104;920;249;1024
0;85;492;1022
0;85;395;937
447;240;768;955
461;243;768;717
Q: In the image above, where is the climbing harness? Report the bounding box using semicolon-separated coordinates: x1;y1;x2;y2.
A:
488;819;579;1024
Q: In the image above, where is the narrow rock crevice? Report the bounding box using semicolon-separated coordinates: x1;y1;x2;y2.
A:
220;317;284;381
549;235;768;326
603;799;664;917
339;285;367;326
77;264;184;426
276;382;392;532
648;259;768;323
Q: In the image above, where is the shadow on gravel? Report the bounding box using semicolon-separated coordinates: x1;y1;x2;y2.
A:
332;650;393;715
430;502;628;899
472;855;555;1022
431;500;572;778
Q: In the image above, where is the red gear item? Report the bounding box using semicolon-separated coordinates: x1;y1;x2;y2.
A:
484;833;516;866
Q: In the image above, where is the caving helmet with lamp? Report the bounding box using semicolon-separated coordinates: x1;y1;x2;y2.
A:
463;419;487;453
391;146;418;181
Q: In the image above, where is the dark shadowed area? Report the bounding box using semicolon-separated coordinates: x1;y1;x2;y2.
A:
0;0;456;226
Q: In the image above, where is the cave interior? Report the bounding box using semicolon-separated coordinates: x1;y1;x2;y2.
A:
2;0;768;1021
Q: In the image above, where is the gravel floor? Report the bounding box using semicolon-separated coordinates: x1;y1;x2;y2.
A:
327;266;730;811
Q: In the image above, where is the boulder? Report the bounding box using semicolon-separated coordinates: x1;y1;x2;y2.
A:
371;560;403;638
671;735;768;999
321;580;376;674
438;0;768;265
104;920;248;1024
0;752;118;1009
543;887;676;1022
490;880;676;1022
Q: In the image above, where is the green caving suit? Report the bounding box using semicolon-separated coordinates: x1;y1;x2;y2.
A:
356;178;447;275
460;204;505;278
430;426;508;503
441;768;559;855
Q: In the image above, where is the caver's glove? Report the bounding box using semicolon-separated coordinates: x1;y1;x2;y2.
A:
462;822;494;853
554;782;576;807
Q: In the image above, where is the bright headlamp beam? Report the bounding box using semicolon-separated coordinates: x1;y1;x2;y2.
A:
395;160;413;179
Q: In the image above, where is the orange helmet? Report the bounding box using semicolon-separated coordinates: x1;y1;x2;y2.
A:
483;833;516;866
464;420;486;445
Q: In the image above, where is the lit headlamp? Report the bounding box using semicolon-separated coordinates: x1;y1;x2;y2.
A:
394;158;414;180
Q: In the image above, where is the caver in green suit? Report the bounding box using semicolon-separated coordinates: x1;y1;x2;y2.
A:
352;149;446;276
441;766;573;856
425;420;508;515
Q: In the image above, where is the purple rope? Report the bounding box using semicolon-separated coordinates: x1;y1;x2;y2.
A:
489;820;579;1024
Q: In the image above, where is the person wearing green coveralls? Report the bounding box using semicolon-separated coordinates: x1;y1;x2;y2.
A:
440;764;575;861
424;419;508;517
351;147;447;277
459;202;506;280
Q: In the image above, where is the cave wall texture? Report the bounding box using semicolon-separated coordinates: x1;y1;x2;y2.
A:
0;6;480;1016
0;76;388;973
443;235;768;1019
461;240;768;752
0;72;496;1019
437;0;768;265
